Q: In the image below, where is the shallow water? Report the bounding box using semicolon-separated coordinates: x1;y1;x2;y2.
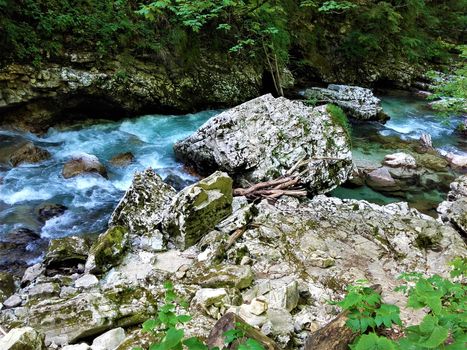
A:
0;111;218;244
331;94;466;215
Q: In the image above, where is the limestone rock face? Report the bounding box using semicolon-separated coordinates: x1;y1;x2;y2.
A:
174;94;352;193
162;171;233;250
438;175;467;236
0;57;262;134
9;142;51;167
302;84;389;121
109;169;176;251
0;327;45;350
62;153;107;179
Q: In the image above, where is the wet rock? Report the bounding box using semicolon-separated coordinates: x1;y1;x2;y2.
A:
0;272;15;302
365;167;400;192
109;169;176;251
35;203;68;223
163;173;191;191
91;327;126;350
174;94;352;193
0;326;45;350
383;152;416;169
109;152;135;167
62;153;107;179
446;153;467;171
413;153;448;172
85;226;128;274
44;236;90;269
9;142;51;167
162;171;233;250
302;84;388;121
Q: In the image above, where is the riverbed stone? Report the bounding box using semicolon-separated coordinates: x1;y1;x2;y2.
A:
109;152;135;167
9;142;51;167
35;203;68;223
162;171;233;250
0;326;45;350
174;94;352;193
302;84;388;121
365;167;400;192
85;226;129;274
62;153;107;179
109;168;176;251
383;152;417;169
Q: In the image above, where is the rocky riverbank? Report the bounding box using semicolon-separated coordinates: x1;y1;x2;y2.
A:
0;95;465;350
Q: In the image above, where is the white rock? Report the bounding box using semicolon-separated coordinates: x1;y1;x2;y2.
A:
3;294;22;308
62;344;90;350
74;274;99;289
0;327;44;350
383;152;417;169
91;327;125;350
192;288;228;308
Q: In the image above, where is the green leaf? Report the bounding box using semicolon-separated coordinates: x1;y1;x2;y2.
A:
177;314;192;323
183;337;208;350
351;333;398;350
421;326;449;348
142;319;159;332
224;329;243;344
163;328;184;349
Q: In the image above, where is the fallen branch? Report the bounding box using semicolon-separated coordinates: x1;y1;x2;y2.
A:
225;227;247;250
233;176;295;197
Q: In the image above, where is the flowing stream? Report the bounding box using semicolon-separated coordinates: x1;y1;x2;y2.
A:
0;94;465;267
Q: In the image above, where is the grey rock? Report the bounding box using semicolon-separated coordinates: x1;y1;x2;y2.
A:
75;274;99;289
3;294;22;308
302;84;388;121
62;344;90;350
162;171;233;250
91;327;126;350
366;167;400;192
44;236;90;268
21;264;44;286
109;168;176;251
175;94;352;193
0;327;45;350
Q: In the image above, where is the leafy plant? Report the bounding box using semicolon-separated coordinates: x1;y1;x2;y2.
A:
326;104;351;142
135;281;266;350
338;258;467;350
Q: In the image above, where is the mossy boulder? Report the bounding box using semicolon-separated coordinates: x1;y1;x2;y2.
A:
44;236;90;268
85;226;128;274
162;171;233;250
0;272;15;302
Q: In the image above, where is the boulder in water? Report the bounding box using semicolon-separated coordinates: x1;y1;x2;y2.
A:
35;203;67;223
302;84;389;121
383;152;417;169
109;152;135;167
9;142;51;167
162;171;233;250
62;153;107;179
365;167;400;192
174;94;352;193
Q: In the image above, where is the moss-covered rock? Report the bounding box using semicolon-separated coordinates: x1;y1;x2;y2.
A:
85;226;128;274
44;236;90;268
0;272;15;302
162;172;233;250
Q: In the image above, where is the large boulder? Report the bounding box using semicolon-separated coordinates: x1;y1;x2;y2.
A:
162;171;233;250
9;142;51;167
109;169;176;251
44;236;90;269
62;154;107;179
174;94;352;193
0;327;45;350
302;84;388;121
438;175;467;236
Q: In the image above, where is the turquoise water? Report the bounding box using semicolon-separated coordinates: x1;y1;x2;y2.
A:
0;111;218;242
331;94;465;215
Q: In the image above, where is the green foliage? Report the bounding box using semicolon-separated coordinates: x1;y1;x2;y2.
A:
136;282;265;350
428;46;467;115
326;104;351;141
337;259;467;350
331;280;401;333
